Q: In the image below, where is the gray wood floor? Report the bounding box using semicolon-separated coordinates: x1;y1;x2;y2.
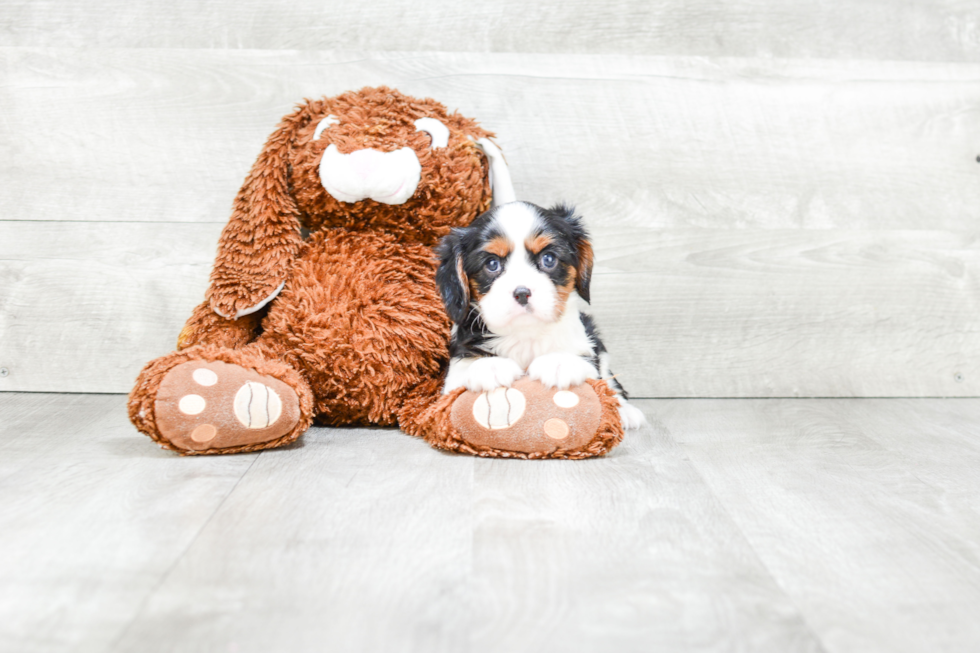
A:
2;393;979;653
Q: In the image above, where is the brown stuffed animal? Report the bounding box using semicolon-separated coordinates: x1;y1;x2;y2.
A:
128;87;623;458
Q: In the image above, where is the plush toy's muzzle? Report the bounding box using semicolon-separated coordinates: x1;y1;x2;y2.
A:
319;144;422;205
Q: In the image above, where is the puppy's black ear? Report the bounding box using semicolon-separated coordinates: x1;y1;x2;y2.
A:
550;203;593;304
435;229;470;323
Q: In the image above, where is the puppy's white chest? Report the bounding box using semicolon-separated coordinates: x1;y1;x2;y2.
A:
487;307;594;370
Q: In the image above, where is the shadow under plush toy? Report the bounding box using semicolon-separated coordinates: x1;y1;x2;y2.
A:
129;87;626;458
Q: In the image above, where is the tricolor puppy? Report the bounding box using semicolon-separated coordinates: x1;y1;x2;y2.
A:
436;201;646;430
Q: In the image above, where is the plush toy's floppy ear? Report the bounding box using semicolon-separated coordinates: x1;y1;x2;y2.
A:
435;229;471;323
474;138;516;208
208;105;315;319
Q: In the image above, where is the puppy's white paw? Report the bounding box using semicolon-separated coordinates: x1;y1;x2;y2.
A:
464;357;525;392
527;353;598;390
617;396;647;430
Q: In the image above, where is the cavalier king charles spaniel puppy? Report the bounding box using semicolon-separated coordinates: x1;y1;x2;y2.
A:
436;201;646;429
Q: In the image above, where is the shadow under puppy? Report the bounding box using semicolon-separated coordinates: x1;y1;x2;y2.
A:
436;201;646;429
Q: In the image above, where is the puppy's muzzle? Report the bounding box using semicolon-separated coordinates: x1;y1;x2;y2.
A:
319;144;421;205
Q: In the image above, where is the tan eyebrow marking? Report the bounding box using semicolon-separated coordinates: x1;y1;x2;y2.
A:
525;233;553;255
484;236;512;258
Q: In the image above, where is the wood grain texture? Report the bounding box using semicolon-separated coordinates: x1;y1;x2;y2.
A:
466;425;823;652
5;393;980;652
2;48;979;231
2;222;976;397
0;221;219;393
3;49;979;396
831;399;980;504
112;411;478;653
590;228;980;398
0;393;823;653
654;398;980;653
2;0;980;61
0;392;257;653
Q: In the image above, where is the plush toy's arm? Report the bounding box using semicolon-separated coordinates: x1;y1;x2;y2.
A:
207;104;314;320
176;300;264;350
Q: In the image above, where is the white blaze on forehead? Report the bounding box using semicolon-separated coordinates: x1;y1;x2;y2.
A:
494;202;540;249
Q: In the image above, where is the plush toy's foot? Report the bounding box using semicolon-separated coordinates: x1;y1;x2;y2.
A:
409;378;624;459
153;360;302;453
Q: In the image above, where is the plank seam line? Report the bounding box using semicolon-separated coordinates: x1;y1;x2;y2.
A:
106;453;261;650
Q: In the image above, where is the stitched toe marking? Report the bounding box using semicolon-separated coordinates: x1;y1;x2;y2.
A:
192;368;218;386
178;394;206;415
233;381;283;429
190;424;217;443
543;418;569;440
472;387;526;430
553;391;580;408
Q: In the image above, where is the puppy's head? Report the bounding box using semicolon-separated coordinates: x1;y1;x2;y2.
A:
436;202;594;332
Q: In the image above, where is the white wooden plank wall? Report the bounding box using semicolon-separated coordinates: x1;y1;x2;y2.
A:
3;0;980;61
1;3;979;397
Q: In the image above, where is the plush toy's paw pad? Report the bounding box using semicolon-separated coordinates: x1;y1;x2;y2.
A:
617;397;648;430
450;378;601;455
155;360;300;452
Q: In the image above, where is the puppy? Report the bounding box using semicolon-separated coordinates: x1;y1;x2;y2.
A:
436;201;646;429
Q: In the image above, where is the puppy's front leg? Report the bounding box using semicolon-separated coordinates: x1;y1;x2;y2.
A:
527;353;598;390
443;356;525;394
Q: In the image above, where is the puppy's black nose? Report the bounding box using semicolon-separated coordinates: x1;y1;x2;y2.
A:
514;286;531;306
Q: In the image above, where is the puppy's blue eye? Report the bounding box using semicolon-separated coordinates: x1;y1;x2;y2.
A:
485;257;500;272
540;253;557;269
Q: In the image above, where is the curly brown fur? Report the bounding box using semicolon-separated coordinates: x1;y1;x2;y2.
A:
131;87;495;454
209;108;309;319
208;87;493;319
177;300;264;350
288;89;492;243
247;228;452;426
